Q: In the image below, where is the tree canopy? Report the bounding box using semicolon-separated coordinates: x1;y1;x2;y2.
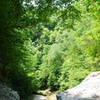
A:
0;0;100;99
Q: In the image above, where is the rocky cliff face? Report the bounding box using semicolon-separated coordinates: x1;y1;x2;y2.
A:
0;83;20;100
57;71;100;100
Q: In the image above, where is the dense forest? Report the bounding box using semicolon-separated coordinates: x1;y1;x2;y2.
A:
0;0;100;99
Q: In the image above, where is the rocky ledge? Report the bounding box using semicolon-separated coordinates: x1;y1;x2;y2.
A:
57;71;100;100
0;83;20;100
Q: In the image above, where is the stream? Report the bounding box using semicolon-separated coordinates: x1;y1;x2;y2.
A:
30;89;57;100
31;93;57;100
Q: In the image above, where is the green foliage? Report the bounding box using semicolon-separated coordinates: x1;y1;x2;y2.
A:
0;29;36;97
29;0;100;91
0;0;100;99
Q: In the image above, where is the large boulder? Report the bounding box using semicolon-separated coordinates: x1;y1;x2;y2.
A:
0;83;20;100
57;71;100;100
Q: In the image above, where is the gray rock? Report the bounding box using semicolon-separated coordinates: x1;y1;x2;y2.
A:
30;94;48;100
57;71;100;100
0;83;20;100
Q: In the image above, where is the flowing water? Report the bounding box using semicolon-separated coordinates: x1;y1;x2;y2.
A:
30;89;57;100
30;93;57;100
